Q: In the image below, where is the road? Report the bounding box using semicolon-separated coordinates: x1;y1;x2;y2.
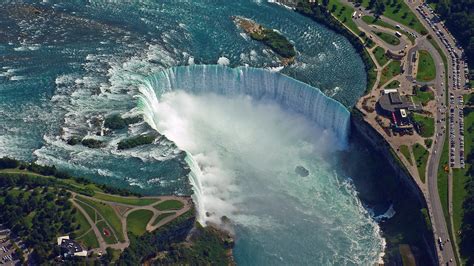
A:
341;0;464;264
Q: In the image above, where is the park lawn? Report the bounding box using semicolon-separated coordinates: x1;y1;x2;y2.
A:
437;129;450;222
126;209;154;237
152;212;176;226
412;113;434;137
328;0;361;35
416;50;436;82
362;15;416;44
154;200;185;211
361;0;426;34
412;143;429;183
75;199;97;223
76;229;100;249
399;145;413;165
373;46;389;66
379;60;401;86
74;208;92;237
374;31;400;45
77;196;125;242
93;192;158;206
25;211;36;228
411;86;434;106
385;80;400;89
452;106;474;250
96;220;118;245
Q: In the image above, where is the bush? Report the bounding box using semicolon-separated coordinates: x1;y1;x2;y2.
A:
0;157;20;169
81;138;105;149
117;134;156;150
104;114;141;130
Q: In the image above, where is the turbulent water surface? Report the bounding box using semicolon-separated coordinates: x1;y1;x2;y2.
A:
0;1;388;264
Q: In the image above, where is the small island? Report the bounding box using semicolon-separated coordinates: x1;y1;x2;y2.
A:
232;16;296;65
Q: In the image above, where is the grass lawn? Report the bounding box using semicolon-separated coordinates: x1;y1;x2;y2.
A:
362;15;397;30
76;229;100;249
374;31;400;45
75;199;97;223
93;192;158;206
412;113;434;137
451;104;473;257
386;80;400;89
411;86;434;106
77;196;125;242
380;60;401;86
126;209;153;237
74;208;92;237
154;200;185;211
373;46;389;66
399;145;413;165
328;0;361;35
416;50;436;82
361;0;427;34
152;212;176;226
412;143;429;183
97;220;118;244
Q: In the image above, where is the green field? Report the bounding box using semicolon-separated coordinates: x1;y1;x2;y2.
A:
76;229;100;249
374;31;400;45
380;60;402;86
416;50;436;82
74;209;92;237
412;113;434;137
328;0;361;35
385;80;400;89
154;200;185;211
373;46;389;66
77;196;125;242
399;145;413;165
361;0;427;34
412;143;429;183
93;193;158;206
75;199;97;223
411;86;434;106
362;15;415;44
97;220;118;244
127;209;154;236
152;212;176;226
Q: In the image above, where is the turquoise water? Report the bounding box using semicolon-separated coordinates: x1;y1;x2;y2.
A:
0;1;388;264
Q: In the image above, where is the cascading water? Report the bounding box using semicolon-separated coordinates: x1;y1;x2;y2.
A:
138;65;352;222
137;65;385;264
143;65;351;143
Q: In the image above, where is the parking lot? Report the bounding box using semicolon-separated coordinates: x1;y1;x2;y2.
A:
0;226;20;265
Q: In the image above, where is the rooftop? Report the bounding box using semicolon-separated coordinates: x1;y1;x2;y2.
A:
378;91;422;112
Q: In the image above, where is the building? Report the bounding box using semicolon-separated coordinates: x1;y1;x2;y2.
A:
377;90;422;133
57;236;87;257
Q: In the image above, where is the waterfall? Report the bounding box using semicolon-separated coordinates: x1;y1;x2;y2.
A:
137;64;351;225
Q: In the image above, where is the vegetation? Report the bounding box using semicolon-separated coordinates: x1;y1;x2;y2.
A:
152;212;176;226
249;27;296;58
81;138;105;149
416;50;436;82
411;85;434;106
373;46;389;66
117;134;156;150
379;60;401;86
0;186;77;263
96;220;118;244
362;15;397;30
361;0;427;34
328;0;361;35
424;138;433;149
411;113;434;137
76;230;99;249
452;96;474;264
399;145;412;165
76;196;125;242
412;143;429;183
104;114;141;130
93;192;158;206
427;0;474;86
127;210;154;237
385;79;400;89
374;31;401;45
154;200;185;211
